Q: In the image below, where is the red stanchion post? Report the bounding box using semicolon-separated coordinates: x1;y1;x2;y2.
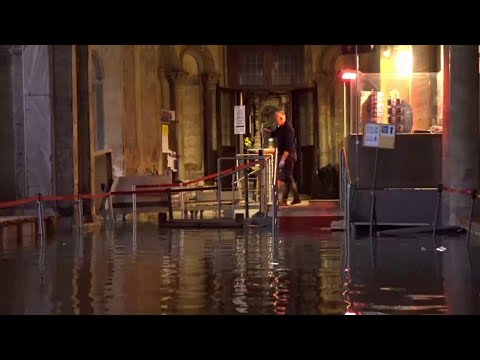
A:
433;184;443;237
167;188;173;220
179;182;185;220
467;189;477;245
36;193;45;239
132;184;137;223
108;194;115;224
78;196;84;231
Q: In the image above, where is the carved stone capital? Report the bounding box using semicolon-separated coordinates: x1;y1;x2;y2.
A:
166;71;188;87
202;73;220;90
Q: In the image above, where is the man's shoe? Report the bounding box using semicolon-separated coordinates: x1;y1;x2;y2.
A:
290;199;302;205
278;200;289;206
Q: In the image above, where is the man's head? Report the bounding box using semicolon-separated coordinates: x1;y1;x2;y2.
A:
274;110;287;127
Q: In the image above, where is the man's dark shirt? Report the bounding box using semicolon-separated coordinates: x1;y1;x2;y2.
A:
271;121;297;160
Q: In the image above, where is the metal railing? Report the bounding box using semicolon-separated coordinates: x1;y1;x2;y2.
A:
339;147;352;211
339;147;352;235
125;151;278;229
217;151;278;228
235;153;275;204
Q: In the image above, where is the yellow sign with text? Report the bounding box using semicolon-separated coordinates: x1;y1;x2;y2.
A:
162;124;169;136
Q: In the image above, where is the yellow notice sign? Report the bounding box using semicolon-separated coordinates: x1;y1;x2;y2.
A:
162;124;169;153
162;124;169;136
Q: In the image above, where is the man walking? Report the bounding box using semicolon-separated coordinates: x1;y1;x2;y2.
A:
267;110;301;206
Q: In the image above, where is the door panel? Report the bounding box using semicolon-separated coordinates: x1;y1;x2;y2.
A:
291;87;319;197
216;87;241;188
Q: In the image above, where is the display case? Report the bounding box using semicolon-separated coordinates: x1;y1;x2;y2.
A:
350;72;443;135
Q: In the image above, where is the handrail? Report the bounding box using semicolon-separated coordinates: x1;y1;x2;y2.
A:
339;147;352;213
341;147;352;185
217;155;274;220
233;167;262;185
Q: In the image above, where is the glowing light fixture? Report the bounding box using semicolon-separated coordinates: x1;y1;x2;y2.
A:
395;48;413;77
340;70;357;81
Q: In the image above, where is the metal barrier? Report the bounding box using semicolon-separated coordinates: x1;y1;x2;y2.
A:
339;148;344;211
36;194;45;239
0;152;281;234
339;147;352;212
339;147;353;235
217;156;268;219
235;153;275;204
217;152;278;228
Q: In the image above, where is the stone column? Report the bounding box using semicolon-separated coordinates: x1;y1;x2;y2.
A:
442;45;480;225
134;46;144;174
74;45;96;222
52;45;75;216
9;46;26;203
157;67;170;173
202;73;220;178
167;71;188;180
313;72;333;168
158;67;170;109
22;46;55;200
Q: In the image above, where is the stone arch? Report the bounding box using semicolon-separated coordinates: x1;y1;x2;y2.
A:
318;45;342;75
180;45;216;74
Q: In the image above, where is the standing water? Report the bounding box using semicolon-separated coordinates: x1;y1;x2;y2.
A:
0;221;479;314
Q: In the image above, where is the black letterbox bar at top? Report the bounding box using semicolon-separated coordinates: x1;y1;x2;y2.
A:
341;45;375;55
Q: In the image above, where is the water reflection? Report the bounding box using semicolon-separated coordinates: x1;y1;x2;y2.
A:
0;222;345;315
442;238;479;314
3;220;480;315
343;234;480;315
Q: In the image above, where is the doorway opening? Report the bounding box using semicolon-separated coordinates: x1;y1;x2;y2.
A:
216;88;320;197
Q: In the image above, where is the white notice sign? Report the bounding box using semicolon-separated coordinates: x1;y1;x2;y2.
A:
363;123;396;149
234;105;246;135
363;123;380;147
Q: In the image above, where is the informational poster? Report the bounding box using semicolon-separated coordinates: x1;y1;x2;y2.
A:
167;151;177;172
363;123;380;147
234;105;246;135
162;124;169;153
363;123;396;149
161;109;176;123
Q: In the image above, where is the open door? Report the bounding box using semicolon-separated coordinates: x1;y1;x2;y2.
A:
290;87;319;197
216;87;243;187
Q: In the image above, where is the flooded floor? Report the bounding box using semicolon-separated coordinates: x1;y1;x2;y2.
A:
0;222;479;315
